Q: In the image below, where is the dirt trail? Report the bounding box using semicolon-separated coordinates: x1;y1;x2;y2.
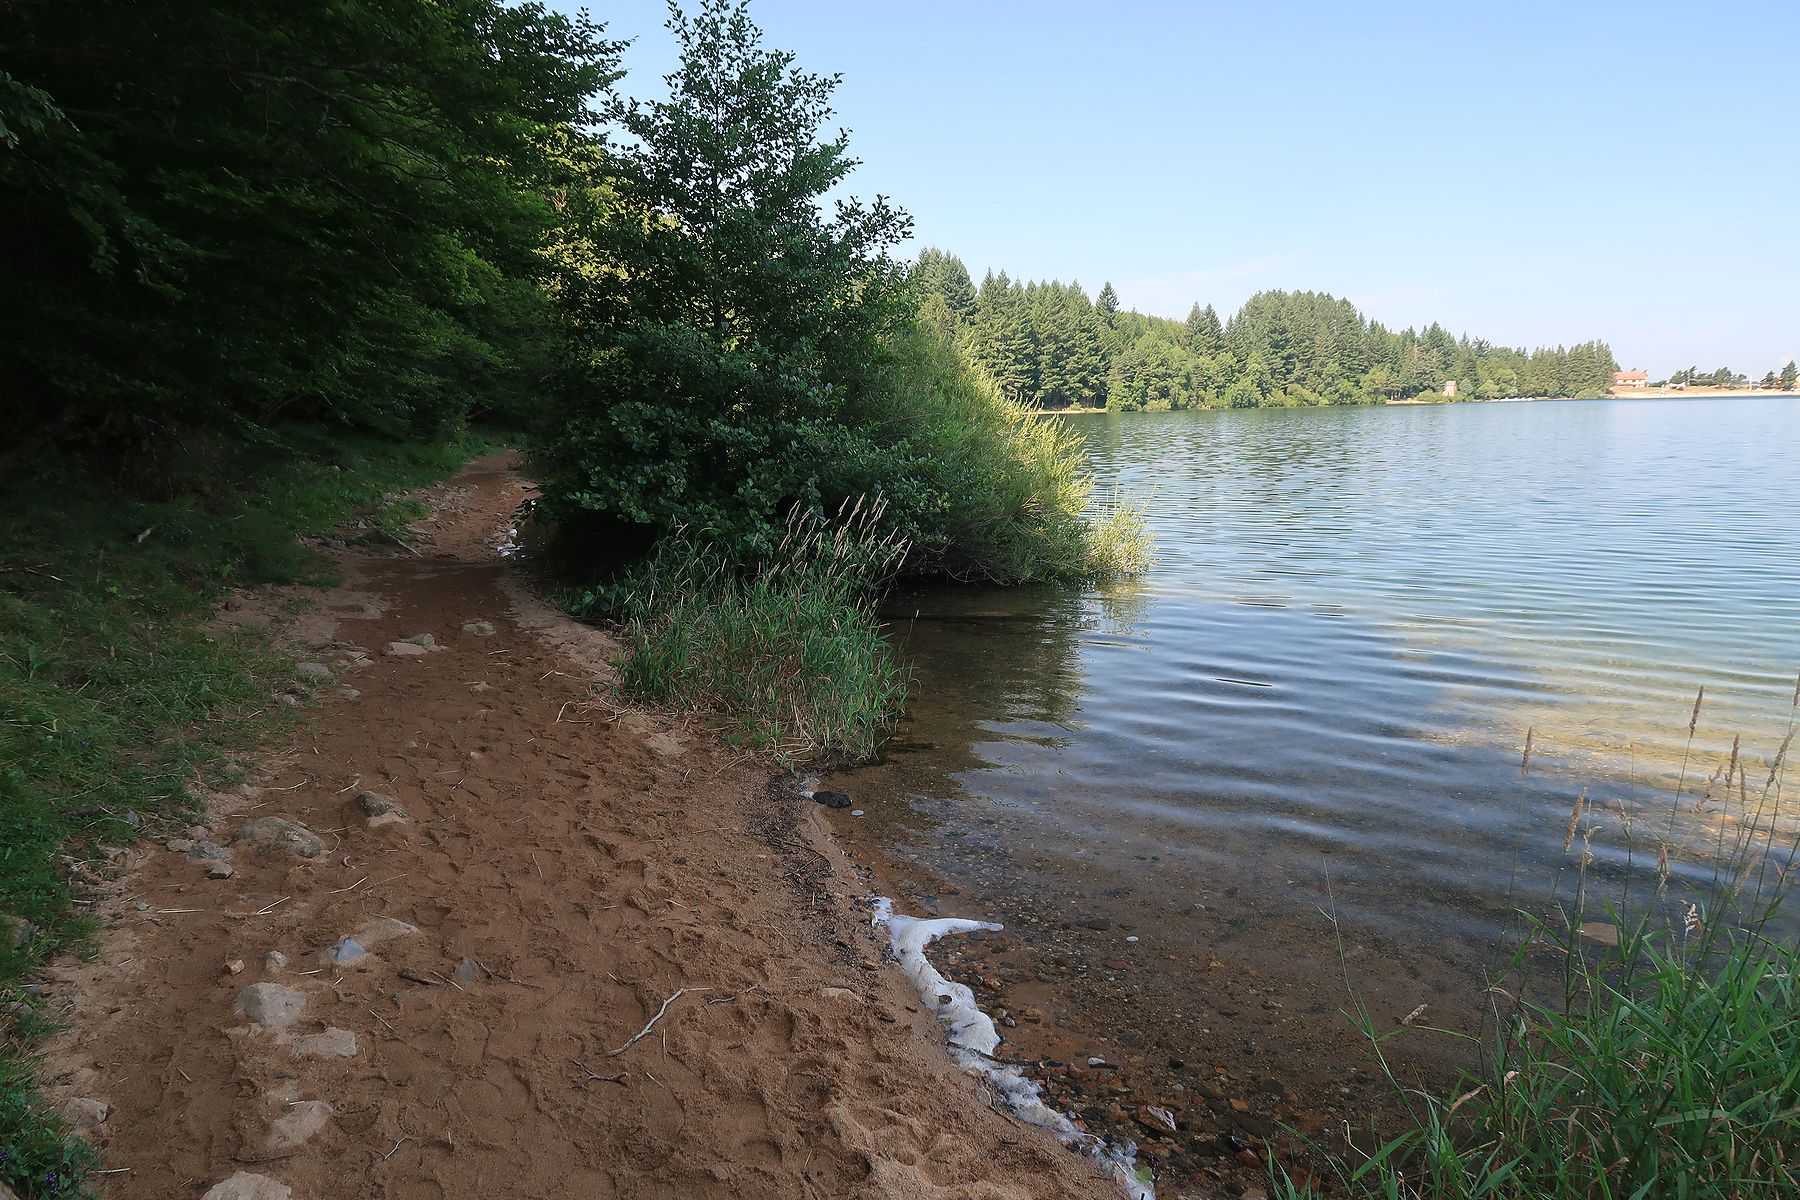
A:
37;454;1110;1200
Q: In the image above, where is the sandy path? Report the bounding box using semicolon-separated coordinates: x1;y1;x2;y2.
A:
38;454;1110;1200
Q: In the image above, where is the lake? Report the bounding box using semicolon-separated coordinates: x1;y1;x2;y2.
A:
826;396;1800;1183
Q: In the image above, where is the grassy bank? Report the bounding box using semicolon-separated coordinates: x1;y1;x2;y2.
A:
0;427;485;1197
1279;700;1799;1200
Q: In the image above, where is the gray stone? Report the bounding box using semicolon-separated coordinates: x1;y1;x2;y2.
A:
59;1096;108;1129
232;818;325;859
236;982;307;1029
265;950;290;973
166;837;197;853
0;914;37;949
295;662;334;681
454;956;483;983
338;687;362;700
327;938;369;966
188;840;231;862
353;917;419;947
355;790;400;817
266;1099;332;1151
208;863;236;880
201;1172;292;1200
461;621;495;637
291;1027;358;1059
469;681;492;693
402;633;436;649
384;641;428;657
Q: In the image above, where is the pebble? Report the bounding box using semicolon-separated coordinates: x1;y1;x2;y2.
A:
166;837;196;853
1;915;39;948
226;959;246;975
208;863;236;880
812;791;853;809
403;633;436;649
231;817;326;859
470;681;493;692
188;840;231;862
354;916;420;947
59;1096;108;1129
265;951;290;973
201;1172;291;1200
356;790;407;827
236;982;307;1029
134;901;150;912
327;937;370;966
265;1099;332;1151
461;621;495;636
292;1027;358;1059
295;662;334;681
384;641;428;657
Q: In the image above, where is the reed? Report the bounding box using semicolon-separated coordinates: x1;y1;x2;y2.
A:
1276;681;1800;1200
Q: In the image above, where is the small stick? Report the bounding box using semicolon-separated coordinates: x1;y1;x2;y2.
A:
601;987;710;1057
326;876;370;895
380;1136;410;1161
570;1058;630;1087
397;970;442;987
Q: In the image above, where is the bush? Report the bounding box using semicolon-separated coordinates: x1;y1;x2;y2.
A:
840;319;1151;585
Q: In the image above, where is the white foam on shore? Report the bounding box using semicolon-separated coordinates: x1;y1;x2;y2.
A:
871;897;1155;1200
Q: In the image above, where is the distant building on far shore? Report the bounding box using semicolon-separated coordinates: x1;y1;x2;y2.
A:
1612;369;1649;391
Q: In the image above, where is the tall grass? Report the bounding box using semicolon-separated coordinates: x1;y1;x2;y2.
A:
1278;684;1800;1200
851;319;1153;584
611;499;913;765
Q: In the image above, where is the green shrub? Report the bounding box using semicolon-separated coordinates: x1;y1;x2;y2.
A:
843;319;1152;585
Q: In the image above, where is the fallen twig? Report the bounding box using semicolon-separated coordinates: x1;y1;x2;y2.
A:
601;987;710;1057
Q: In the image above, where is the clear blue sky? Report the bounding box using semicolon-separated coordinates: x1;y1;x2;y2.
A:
552;0;1798;377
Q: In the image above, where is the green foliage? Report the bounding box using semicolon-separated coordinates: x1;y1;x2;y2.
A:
605;503;911;765
1;0;620;448
846;320;1151;584
933;268;1620;410
534;0;912;566
0;1046;95;1200
0;427;483;1197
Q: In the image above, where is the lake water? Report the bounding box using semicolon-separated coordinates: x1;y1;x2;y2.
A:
826;397;1800;1183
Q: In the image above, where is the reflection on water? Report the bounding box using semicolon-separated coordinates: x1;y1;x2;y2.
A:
828;398;1800;1178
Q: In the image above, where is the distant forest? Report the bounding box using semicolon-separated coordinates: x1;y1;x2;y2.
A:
914;249;1621;410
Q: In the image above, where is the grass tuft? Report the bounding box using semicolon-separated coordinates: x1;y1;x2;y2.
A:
597;499;912;766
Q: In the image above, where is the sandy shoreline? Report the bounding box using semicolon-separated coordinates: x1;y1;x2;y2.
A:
32;454;1113;1200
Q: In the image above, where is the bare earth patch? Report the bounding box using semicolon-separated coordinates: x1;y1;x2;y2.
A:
34;452;1109;1200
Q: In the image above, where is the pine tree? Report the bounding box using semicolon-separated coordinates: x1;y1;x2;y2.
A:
1782;360;1798;391
1096;282;1119;327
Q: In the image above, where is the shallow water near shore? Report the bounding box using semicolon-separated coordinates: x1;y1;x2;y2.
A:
828;396;1800;1187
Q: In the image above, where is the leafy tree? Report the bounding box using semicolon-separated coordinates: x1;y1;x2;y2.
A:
536;0;911;565
2;0;619;458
